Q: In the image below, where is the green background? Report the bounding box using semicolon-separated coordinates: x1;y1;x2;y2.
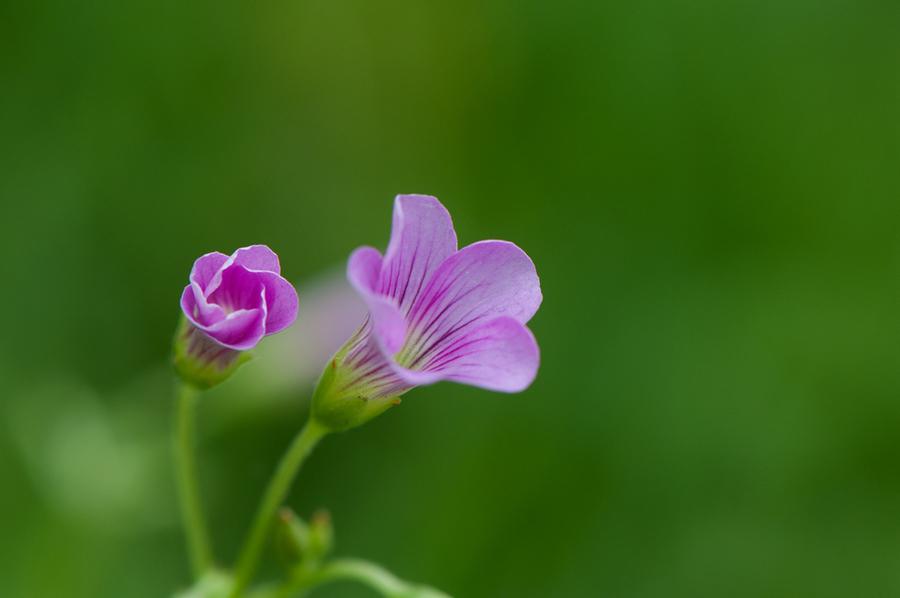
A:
2;1;899;596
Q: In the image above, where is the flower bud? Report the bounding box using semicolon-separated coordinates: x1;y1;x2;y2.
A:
308;509;334;560
174;245;299;389
277;508;333;567
276;508;310;565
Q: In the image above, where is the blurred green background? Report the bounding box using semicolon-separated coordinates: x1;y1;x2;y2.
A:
2;1;899;596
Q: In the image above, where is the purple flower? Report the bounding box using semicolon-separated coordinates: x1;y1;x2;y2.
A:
175;245;299;388
312;195;541;430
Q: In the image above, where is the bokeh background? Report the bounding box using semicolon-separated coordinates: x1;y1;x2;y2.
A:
2;1;899;596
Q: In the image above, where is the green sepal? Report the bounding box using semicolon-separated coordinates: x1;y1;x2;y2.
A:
173;315;252;390
310;353;400;432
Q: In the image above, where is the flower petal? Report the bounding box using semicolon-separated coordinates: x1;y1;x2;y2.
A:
205;245;282;296
200;307;267;350
190;252;229;292
378;195;458;314
207;264;267;312
181;283;226;328
348;247;407;355
400;240;541;370
366;297;407;355
390;316;540;392
347;246;383;294
256;271;299;335
231;245;281;274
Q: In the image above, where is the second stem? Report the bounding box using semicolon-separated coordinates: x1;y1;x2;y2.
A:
229;417;329;597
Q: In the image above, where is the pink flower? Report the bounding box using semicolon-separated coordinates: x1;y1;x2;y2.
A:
313;195;541;430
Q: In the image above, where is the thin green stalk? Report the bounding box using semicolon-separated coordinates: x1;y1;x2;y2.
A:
297;559;430;597
174;381;214;578
230;417;329;597
258;558;451;598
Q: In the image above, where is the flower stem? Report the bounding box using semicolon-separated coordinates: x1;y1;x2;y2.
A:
302;558;448;597
174;381;214;578
252;558;451;598
230;417;329;597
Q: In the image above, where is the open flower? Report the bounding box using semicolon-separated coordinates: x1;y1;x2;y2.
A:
175;245;299;388
312;195;542;430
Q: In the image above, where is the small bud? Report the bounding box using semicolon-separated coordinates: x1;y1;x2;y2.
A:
276;508;311;565
276;508;333;568
308;509;334;560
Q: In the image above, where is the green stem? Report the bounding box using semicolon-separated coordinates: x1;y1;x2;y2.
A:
174;381;214;578
305;559;433;596
259;558;451;598
230;417;329;597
